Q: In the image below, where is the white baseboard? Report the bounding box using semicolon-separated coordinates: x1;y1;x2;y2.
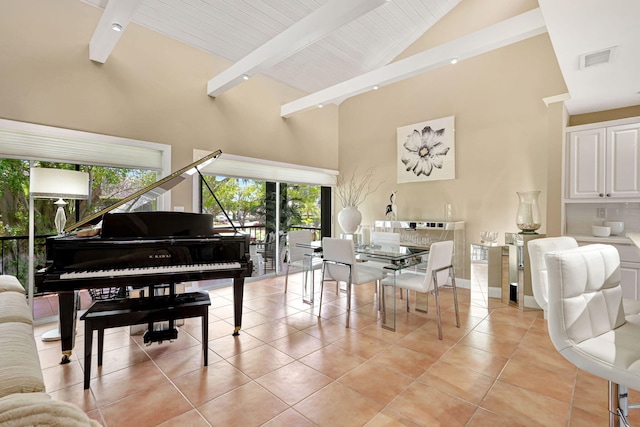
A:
455;278;470;289
488;287;502;299
524;295;542;309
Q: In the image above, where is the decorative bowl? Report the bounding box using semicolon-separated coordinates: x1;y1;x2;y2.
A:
480;231;498;244
592;225;611;237
604;221;624;235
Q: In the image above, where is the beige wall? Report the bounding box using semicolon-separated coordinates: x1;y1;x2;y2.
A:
337;0;568;277
569;105;640;127
546;102;569;237
0;0;339;210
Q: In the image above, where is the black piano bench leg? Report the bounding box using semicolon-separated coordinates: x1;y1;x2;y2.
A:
202;309;208;366
97;329;105;366
83;325;93;390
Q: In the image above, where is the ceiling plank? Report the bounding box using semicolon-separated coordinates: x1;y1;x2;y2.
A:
206;0;389;97
281;8;547;117
89;0;143;63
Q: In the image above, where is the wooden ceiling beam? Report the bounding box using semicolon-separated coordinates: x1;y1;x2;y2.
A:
281;8;546;117
89;0;143;63
206;0;389;97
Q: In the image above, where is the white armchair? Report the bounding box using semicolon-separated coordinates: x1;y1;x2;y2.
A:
380;240;459;340
319;237;384;328
546;244;640;426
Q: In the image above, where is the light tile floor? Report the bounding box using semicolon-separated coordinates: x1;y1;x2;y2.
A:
34;272;640;426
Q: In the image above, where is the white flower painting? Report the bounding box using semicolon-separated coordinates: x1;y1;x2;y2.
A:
397;116;455;183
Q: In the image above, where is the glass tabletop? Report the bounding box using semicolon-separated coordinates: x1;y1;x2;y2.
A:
295;241;322;252
354;244;429;261
296;241;429;263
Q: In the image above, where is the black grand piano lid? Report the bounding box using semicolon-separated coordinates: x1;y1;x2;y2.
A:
100;211;216;238
64;150;222;233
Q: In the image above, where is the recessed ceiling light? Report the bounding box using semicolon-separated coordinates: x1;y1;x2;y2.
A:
242;74;250;80
450;57;459;65
373;85;379;90
318;104;324;108
111;23;122;32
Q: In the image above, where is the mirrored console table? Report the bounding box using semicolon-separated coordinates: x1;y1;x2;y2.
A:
503;232;545;310
470;243;503;307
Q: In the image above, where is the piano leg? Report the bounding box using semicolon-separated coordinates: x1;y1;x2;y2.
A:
57;291;78;364
232;277;244;336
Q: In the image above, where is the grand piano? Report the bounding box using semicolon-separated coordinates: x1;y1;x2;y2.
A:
35;150;252;363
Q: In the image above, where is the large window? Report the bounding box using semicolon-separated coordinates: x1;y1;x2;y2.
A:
200;174;325;276
0;119;170;293
195;150;337;248
200;176;322;239
0;158;157;287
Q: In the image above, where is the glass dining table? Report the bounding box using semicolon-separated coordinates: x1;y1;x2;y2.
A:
295;241;430;331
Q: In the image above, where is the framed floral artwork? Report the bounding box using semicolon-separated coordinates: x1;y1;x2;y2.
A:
397;116;455;183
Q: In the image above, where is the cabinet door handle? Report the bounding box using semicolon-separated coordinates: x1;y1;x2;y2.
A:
599;193;604;197
606;193;611;197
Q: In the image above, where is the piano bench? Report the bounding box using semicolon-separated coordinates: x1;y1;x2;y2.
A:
80;292;211;390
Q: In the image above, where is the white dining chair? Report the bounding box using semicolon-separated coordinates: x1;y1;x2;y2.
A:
546;244;640;427
319;237;384;328
380;240;459;340
284;230;322;293
368;231;401;296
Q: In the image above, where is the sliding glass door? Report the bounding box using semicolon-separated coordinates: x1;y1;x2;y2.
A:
200;174;330;276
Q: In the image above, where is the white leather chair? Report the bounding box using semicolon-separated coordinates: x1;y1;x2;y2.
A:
529;236;640;318
284;230;322;293
380;240;459;340
528;236;578;318
546;244;640;427
319;237;384;328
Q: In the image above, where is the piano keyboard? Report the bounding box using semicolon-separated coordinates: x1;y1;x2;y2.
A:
59;262;242;280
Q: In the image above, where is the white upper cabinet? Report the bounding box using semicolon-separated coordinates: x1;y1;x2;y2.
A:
567;120;640;200
607;123;640;198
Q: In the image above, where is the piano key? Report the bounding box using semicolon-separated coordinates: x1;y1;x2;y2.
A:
59;262;242;279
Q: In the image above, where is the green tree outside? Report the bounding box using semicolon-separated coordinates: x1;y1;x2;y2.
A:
0;159;156;287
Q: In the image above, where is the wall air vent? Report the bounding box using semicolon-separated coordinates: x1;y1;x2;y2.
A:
579;46;617;69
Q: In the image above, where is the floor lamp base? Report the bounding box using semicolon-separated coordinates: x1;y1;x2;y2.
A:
41;327;61;342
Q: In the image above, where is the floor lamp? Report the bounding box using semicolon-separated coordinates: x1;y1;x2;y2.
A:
28;167;90;341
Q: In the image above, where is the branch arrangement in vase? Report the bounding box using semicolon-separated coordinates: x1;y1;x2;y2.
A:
336;167;381;208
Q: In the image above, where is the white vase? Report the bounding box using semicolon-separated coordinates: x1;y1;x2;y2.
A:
338;206;362;234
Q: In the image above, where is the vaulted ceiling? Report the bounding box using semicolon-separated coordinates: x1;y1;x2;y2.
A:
82;0;640;117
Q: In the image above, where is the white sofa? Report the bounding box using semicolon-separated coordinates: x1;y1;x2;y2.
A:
0;275;100;426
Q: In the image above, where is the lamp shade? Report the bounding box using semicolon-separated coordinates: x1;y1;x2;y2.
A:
30;168;90;199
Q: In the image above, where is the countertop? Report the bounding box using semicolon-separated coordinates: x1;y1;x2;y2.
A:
571;234;633;245
627;232;640;249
